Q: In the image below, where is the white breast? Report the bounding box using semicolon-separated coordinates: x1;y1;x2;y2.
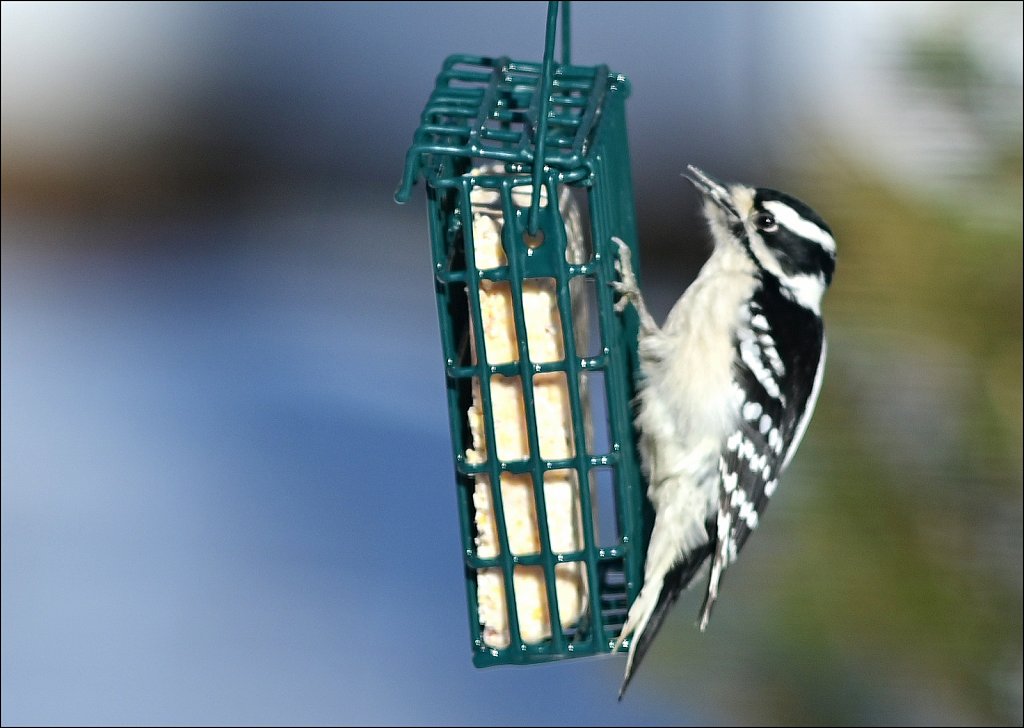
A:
633;243;757;509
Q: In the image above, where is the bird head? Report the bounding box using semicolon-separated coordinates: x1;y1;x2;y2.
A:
684;165;836;313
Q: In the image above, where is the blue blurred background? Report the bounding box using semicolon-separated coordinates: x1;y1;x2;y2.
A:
2;2;1021;725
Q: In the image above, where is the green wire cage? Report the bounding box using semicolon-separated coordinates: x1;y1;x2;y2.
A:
395;1;649;667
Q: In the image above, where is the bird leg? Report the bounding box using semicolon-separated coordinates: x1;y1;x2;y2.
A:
610;236;658;336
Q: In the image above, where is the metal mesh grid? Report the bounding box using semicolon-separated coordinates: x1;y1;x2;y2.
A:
395;55;617;205
396;19;648;666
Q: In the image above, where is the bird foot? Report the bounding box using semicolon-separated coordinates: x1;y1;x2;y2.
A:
611;237;641;313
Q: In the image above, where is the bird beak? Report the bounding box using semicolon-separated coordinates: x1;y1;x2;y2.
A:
683;165;740;220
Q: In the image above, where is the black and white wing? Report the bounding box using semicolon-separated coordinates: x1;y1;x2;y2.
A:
699;292;826;628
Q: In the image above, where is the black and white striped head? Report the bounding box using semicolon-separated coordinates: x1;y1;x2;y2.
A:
685;165;836;314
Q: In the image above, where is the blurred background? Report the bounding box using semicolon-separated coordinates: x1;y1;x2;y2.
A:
2;1;1021;725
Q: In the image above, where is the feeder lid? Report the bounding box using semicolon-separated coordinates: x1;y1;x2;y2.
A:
395;54;629;203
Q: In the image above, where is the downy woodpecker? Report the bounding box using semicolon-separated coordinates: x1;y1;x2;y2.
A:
611;165;836;698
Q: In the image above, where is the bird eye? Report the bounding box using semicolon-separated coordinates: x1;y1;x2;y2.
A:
753;212;777;232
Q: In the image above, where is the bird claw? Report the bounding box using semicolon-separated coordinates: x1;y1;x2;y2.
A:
610;237;640;312
611;281;632;313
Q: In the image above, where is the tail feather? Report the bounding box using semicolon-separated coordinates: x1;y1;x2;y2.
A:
617;542;714;700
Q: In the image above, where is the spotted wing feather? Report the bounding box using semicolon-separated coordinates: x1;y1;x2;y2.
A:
699;287;825;627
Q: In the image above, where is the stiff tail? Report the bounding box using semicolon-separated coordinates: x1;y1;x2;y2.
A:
616;542;714;700
698;501;735;631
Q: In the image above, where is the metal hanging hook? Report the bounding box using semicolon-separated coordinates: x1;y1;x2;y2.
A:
527;1;568;236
